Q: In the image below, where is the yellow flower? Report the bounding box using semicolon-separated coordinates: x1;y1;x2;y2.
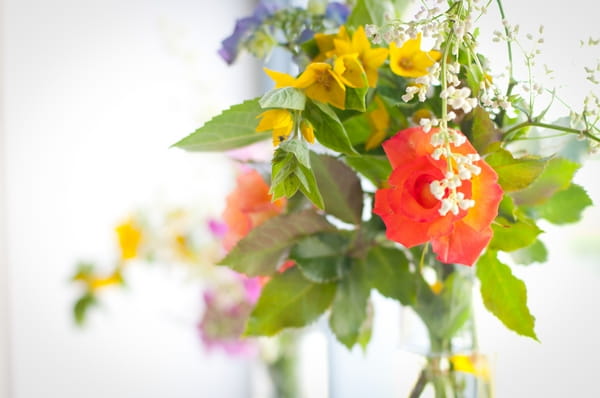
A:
365;96;390;150
294;62;346;109
300;119;315;143
256;109;295;146
115;218;142;260
334;53;368;88
313;26;350;61
263;67;297;88
88;271;124;291
332;26;388;87
389;34;441;78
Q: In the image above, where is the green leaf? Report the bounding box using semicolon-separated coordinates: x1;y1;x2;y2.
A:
259;87;306;111
512;157;580;206
476;250;538;340
291;233;351;283
329;261;371;348
311;153;364;224
347;0;397;27
345;86;368;112
363;246;415;305
490;215;542;252
297;163;325;209
344;155;391;187
304;100;358;155
279;139;310;169
73;294;97;326
461;106;499;153
245;267;336;336
173;98;269;151
485;148;547;192
357;300;374;351
342;113;371;145
535;184;593;224
219;209;335;276
511;239;548;265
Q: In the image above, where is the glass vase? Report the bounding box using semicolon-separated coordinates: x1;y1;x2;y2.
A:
401;257;493;398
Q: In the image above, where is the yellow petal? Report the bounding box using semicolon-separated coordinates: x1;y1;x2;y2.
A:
264;67;296;88
296;63;346;109
115;219;142;260
300;120;315;143
334;54;367;88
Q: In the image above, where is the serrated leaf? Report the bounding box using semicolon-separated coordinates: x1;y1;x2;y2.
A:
344;155;391;187
219;210;335;276
535;184;593;224
363;246;415;305
304;100;358;155
291;233;351;283
485;148;547;192
511;239;548;265
173;99;270;151
345;86;368;112
512;157;580;206
259;87;306;110
311;153;363;224
329;260;371;348
490;215;542;252
245;267;336;336
476;250;538;340
461;106;500;153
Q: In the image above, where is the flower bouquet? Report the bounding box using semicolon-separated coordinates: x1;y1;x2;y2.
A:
78;0;599;396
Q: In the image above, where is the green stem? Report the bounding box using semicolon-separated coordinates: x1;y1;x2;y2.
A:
494;0;516;127
503;121;600;143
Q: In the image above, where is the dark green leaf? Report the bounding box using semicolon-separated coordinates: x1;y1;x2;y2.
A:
344;155;391;187
259;87;306;111
305;100;358;155
363;246;415;305
245;267;336;336
485;148;547;192
511;239;548;265
311;153;364;224
535;184;593;224
291;233;351;283
461;106;499;153
476;250;538;340
329;261;371;348
512;157;580;206
219;209;335;276
342;113;371;145
173;99;269;151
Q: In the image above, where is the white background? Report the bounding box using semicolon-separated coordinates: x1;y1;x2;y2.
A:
1;0;599;397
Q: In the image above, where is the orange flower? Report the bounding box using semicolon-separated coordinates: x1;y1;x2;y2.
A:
222;169;286;251
373;127;503;266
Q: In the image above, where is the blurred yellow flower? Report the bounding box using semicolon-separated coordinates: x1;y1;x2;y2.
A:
332;26;388;87
389;34;441;78
115;218;142;260
256;109;295;146
294;62;346;109
313;26;350;61
365;96;390;150
450;354;491;381
263;67;297;88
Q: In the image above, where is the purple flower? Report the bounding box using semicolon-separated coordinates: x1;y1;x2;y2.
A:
218;1;284;64
325;2;350;25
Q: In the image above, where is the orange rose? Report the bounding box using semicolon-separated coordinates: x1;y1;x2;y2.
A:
373;127;503;265
222;169;286;251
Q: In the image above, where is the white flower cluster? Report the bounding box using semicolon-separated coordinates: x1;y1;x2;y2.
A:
441;86;478;114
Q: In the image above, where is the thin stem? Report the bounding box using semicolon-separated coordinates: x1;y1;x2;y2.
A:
503;121;600;143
